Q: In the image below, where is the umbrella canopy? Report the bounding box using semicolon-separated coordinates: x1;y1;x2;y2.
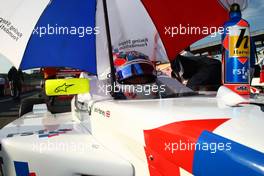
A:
0;0;229;75
20;0;97;74
0;0;49;69
141;0;229;60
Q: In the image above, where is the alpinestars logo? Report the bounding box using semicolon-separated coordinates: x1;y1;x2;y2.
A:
55;83;74;93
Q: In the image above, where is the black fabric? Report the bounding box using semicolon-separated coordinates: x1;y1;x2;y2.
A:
253;64;261;77
8;67;18;83
171;55;222;90
7;67;24;99
0;85;4;96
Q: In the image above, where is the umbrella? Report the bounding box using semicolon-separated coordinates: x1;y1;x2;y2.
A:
0;0;228;76
141;0;229;59
0;0;49;70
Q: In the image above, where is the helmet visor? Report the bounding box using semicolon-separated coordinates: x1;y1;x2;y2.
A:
116;61;156;84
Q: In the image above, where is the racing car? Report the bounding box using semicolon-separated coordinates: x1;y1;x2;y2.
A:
0;0;264;175
0;51;264;176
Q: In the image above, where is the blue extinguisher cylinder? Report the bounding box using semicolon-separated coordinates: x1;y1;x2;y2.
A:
222;3;251;95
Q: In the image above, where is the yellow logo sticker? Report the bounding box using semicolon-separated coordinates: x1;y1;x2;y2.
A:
45;78;90;96
229;27;250;58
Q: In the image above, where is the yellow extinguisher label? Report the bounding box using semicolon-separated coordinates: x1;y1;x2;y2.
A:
229;26;250;58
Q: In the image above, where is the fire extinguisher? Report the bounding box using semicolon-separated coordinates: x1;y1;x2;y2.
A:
222;3;251;95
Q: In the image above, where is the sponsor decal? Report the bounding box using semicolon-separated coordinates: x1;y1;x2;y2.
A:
14;161;36;176
0;17;23;41
232;65;249;80
38;128;72;138
116;38;149;51
225;57;250;84
229;26;250;59
7;128;72;138
105;110;111;118
54;83;74;93
224;84;250;94
93;107;110;118
236;85;249;92
45;78;89;96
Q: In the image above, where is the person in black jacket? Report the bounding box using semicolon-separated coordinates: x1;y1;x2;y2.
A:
171;54;222;91
8;67;24;100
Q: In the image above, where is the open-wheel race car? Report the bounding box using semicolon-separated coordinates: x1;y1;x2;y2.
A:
0;0;264;175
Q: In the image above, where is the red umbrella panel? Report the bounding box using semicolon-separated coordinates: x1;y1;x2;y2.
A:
141;0;229;60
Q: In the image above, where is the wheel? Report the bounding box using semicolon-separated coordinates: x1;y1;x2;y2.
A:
19;98;46;117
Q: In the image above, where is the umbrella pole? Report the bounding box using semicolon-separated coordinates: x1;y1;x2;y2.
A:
102;0;117;97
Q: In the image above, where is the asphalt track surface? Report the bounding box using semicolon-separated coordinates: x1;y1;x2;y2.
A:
0;91;39;129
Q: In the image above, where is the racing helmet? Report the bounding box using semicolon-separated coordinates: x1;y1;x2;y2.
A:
114;51;156;84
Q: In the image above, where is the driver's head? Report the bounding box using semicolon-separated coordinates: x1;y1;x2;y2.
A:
114;51;156;84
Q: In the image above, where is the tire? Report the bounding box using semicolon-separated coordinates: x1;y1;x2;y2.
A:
19;98;46;117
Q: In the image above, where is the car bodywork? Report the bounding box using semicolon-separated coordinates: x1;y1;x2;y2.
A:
0;74;263;176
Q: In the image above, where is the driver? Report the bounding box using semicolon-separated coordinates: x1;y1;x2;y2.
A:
171;52;222;91
113;50;158;99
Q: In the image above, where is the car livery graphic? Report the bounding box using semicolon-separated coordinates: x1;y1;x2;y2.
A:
14;161;36;176
38;128;72;138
